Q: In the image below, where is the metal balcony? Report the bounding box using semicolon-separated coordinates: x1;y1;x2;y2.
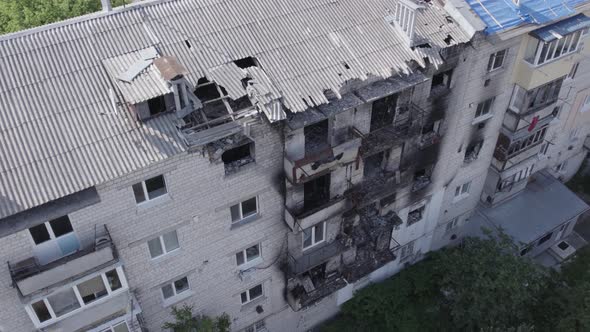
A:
284;128;361;185
284;196;348;232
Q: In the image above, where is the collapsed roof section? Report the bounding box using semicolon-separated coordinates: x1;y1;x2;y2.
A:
0;0;471;219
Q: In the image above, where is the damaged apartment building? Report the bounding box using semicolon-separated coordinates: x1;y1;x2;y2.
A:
1;0;590;331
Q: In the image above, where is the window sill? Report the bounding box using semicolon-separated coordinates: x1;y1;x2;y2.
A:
453;194;470;204
302;239;326;252
485;66;506;77
230;213;261;230
163;290;195;308
136;194;171;213
150;248;182;263
238;257;264;271
224;160;256;178
471;113;493;125
240;296;266;312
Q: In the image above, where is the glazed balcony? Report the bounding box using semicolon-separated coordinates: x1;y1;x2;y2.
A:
284;129;361;185
8;225;117;297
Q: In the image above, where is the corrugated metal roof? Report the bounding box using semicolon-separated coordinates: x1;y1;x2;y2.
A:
0;0;469;220
464;0;588;35
102;46;172;104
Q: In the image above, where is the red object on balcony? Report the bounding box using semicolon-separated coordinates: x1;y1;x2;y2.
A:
528;116;539;132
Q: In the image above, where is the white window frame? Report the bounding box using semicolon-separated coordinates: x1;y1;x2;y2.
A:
161;276;191;302
147;230;180;259
515;164;535;183
400;241;415;261
568;62;580;79
529;30;583;66
132;174;168;205
556;161;568;173
302;222;326;250
474;97;495;122
240;284;264;305
453;181;471;202
28;217;76;244
230;196;259;223
26;267;128;328
446;217;460;233
245;320;267;332
581;95;590;113
487;49;507;72
236;243;262;267
99;320;130;332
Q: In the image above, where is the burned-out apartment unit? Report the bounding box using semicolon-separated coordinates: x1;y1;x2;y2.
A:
2;0;590;331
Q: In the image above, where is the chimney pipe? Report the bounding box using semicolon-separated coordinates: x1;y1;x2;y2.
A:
101;0;112;12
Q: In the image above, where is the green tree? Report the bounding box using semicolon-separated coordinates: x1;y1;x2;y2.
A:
322;236;548;332
534;247;590;331
162;305;230;332
0;0;130;35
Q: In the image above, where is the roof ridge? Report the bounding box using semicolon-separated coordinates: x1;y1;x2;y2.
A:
0;0;173;42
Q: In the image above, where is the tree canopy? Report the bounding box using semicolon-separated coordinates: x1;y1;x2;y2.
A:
162;305;231;332
0;0;129;35
322;236;590;332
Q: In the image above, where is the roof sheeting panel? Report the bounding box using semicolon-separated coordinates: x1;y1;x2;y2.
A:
465;0;587;35
0;0;468;219
531;13;590;41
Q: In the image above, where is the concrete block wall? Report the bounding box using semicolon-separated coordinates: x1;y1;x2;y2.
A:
0;119;288;332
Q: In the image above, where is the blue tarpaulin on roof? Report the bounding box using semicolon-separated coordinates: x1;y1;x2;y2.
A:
531;13;590;41
465;0;588;35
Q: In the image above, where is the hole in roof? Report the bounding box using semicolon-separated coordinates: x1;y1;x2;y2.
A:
234;57;258;69
185;40;192;49
444;34;454;45
445;16;454;24
415;43;431;49
343;62;350;70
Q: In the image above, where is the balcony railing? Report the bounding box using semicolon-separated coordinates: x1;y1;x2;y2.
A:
8;224;118;296
346;170;413;208
358;103;425;158
287;240;346;277
284;196;348;231
284;128;362;185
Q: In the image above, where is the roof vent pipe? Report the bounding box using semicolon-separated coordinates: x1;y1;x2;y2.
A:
101;0;112;12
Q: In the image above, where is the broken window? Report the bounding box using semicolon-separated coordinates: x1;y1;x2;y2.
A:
413;167;432;191
304;120;329;155
363;151;386;178
304;173;331;211
407;206;425;226
370;94;397;132
222;143;255;174
147;95;168;116
464;140;483;163
400;241;415;261
430;70;453;96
